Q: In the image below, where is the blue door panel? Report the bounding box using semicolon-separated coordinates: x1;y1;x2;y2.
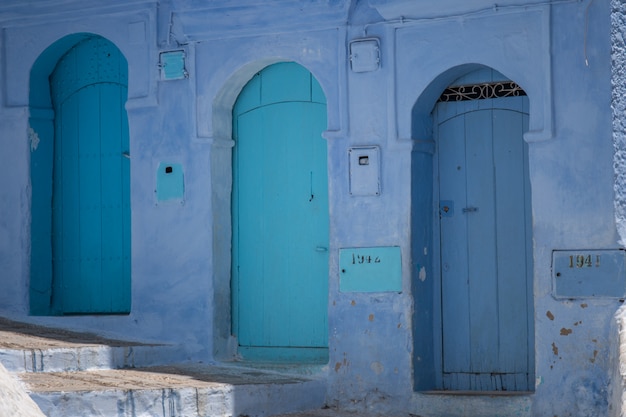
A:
438;95;532;390
50;36;130;314
233;63;328;360
438;115;471;373
464;110;500;373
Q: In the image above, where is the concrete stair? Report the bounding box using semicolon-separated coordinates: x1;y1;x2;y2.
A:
0;318;327;417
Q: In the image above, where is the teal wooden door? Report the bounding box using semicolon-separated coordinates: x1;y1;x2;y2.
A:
232;63;329;361
50;37;131;314
436;93;533;391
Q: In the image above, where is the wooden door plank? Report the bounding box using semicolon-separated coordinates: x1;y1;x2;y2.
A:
439;114;471;374
464;109;499;373
51;115;65;313
493;108;529;376
285;103;328;347
59;95;82;312
99;83;125;312
262;104;290;347
235;110;266;346
78;86;103;313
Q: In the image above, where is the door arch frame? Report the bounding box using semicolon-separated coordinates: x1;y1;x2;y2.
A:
210;59;332;360
410;63;536;391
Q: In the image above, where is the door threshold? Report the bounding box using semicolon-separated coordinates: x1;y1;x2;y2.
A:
218;360;328;377
421;390;533;396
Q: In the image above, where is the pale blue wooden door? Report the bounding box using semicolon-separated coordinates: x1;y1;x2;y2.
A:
232;63;329;361
50;37;131;314
437;94;532;391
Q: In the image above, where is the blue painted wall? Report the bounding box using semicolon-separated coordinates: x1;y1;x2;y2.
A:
0;0;620;415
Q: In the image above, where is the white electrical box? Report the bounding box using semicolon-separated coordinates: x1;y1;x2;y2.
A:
349;146;381;196
349;38;380;73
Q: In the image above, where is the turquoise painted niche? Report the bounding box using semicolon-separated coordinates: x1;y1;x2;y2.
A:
156;162;184;202
339;246;402;292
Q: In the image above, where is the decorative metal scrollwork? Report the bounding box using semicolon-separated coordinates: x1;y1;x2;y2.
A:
438;81;527;102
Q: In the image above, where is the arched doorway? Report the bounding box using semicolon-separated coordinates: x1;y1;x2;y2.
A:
231;62;329;362
30;35;131;315
413;67;534;391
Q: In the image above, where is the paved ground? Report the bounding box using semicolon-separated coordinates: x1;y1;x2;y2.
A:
18;363;313;392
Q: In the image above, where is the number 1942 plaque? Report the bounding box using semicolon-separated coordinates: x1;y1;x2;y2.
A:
552;249;626;299
339;246;402;293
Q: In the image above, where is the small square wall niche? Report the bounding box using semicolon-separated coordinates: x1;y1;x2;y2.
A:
156;162;184;203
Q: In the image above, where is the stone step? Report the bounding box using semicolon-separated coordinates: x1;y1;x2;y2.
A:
0;318;328;417
17;364;326;417
0;318;184;373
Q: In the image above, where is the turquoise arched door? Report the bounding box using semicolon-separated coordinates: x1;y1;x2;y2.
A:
49;37;131;314
435;72;533;390
232;63;329;362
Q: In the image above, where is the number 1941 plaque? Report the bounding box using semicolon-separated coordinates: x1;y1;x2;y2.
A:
552;250;626;299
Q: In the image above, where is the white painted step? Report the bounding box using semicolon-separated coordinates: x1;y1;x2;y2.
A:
18;364;326;417
0;318;185;373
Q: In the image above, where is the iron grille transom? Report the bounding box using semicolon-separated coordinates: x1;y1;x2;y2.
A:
438;81;527;102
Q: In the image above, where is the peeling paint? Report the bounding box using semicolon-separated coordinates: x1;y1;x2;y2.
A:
368;314;374;322
560;328;573;336
27;126;40;151
546;311;555;320
552;342;559;356
535;376;544;387
370;361;384;375
418;266;426;282
581;303;588;308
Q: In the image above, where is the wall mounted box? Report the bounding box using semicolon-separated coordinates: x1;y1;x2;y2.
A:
552;249;626;298
159;50;187;80
339;246;402;293
349;146;381;196
156;162;184;203
349;38;380;73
